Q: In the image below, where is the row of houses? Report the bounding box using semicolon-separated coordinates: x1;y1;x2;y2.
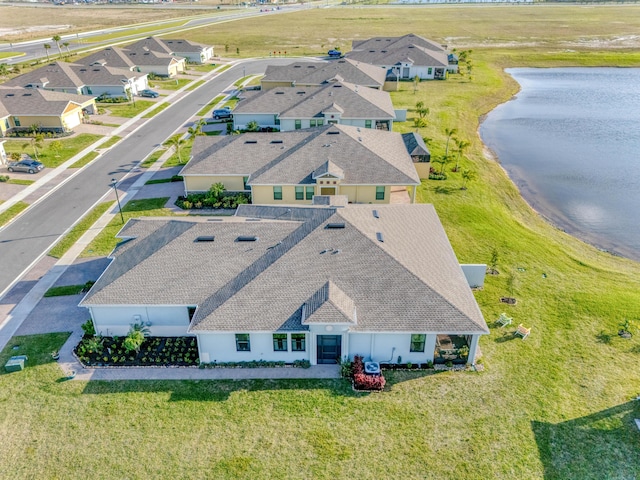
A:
0;37;213;139
79;34;489;368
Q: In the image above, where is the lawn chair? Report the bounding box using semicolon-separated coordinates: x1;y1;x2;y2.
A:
496;313;512;328
514;324;531;340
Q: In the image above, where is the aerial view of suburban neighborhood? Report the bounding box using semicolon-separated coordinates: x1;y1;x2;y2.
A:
0;0;638;477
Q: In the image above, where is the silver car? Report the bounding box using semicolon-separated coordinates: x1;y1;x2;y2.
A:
7;159;45;174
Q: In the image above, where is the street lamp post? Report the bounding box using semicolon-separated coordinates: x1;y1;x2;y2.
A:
243;66;246;79
110;178;124;224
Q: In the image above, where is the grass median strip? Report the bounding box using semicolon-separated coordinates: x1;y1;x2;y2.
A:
6;179;34;186
81;197;172;257
48;201;113;259
196;94;225;117
186;79;206;91
105;100;155;118
43;281;94;297
142;102;170;118
0;201;28;227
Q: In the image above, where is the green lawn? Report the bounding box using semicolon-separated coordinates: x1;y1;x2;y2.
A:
81;197;172;257
139;148;166;168
43;284;89;297
0;201;28;226
2;5;640;479
142;102;170;118
0;51;24;59
69;151;99;169
2;134;103;168
104;100;155;118
6;178;34;186
186;79;206;91
48;201;114;259
196;94;225;117
150;78;191;91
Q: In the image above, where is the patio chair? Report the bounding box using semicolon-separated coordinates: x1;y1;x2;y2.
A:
514;324;531;340
496;313;512;328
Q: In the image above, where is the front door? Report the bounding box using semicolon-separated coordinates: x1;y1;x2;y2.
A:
317;335;341;364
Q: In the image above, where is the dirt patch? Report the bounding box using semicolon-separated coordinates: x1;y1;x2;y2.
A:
0;25;71;38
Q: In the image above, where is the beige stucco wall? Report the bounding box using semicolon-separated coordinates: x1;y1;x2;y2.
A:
0;117;8;136
251;184;392;204
251;185;309;205
414;163;431;179
15;115;65;128
184;175;246;193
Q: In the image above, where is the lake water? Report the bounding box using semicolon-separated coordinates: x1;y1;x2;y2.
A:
480;67;640;262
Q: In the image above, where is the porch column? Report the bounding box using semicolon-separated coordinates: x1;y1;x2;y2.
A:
342;331;349;363
309;332;317;366
411;185;417;204
467;335;480;365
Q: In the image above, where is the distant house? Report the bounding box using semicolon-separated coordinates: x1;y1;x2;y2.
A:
161;39;214;64
0;86;96;136
232;81;396;131
80;203;489;366
3;61;148;99
0;140;7;165
180;124;420;204
345;33;458;84
261;58;386;91
123;37;190;76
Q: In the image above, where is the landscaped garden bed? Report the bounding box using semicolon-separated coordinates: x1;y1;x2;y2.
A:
75;335;199;367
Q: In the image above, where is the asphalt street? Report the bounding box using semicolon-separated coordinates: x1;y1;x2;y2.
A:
0;57;293;297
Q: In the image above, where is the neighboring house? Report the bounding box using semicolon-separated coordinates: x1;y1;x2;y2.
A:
161;39;214;64
345;33;458;83
180;124;420;204
0;87;96;136
124;37;187;76
232;81;396;131
261;58;386;91
3;61;147;99
79;203;489;366
0;140;7;165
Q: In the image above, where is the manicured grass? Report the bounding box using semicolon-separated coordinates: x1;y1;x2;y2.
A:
2;134;102;168
104;100;155;118
150;78;191;91
81;197;172;257
69;151;99;169
43;284;87;297
87;19;190;43
139;149;166;168
48;201;113;259
186;79;206;91
190;63;218;73
0;201;28;226
145;175;182;185
0;52;24;59
142;102;170;118
196;94;225;117
6;178;34;186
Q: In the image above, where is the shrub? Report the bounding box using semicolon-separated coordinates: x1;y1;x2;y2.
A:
81;319;96;336
293;359;311;369
353;373;386;391
0;175;9;182
352;355;364;375
340;359;353;378
123;330;144;353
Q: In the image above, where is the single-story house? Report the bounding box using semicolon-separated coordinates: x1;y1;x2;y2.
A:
80;203;489;366
0;140;7;165
0;87;97;136
233;80;396;131
345;33;458;84
161;39;214;64
3;61;148;99
124;37;187;77
180;123;420;204
402;132;431;178
261;58;386;91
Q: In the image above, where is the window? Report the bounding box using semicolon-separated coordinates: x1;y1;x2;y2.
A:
273;333;288;351
310;119;316;127
305;186;314;200
243;176;249;190
291;334;306;351
295;186;304;200
375;186;385;200
273;186;282;200
317;119;324;126
410;334;426;352
295;119;302;130
428;68;433;75
365;120;372;129
236;334;251;351
274;115;280;126
13;117;20;127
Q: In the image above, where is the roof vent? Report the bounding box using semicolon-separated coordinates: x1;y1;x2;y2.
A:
244;140;258;144
275;91;285;94
22;93;32;97
333;84;342;88
296;91;306;95
326;223;345;229
80;68;87;72
93;69;100;72
5;94;14;97
369;50;375;53
195;235;215;242
307;65;316;68
236;235;258;242
270;140;283;144
326;131;340;135
332;249;341;255
294;65;301;68
373;210;379;219
381;50;387;53
338;60;345;64
408;46;415;49
376;232;384;243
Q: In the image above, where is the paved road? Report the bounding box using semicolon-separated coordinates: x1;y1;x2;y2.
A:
0;58;293;297
0;5;306;65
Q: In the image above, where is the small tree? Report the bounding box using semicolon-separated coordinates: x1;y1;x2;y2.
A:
168;136;186;164
187;119;206;137
506;271;517;299
50;140;63;157
225;43;229;53
453;138;470;172
43;43;51;62
489;248;499;274
413;75;420;94
0;63;8;78
62;42;71;57
461;169;476;190
246;120;260;132
444;127;457;159
208;182;225;200
52;35;62;59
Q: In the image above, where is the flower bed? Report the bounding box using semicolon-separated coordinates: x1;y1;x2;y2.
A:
75;336;199;367
175;192;250;210
352;355;386;391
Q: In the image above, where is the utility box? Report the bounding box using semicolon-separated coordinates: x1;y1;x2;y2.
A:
4;355;28;372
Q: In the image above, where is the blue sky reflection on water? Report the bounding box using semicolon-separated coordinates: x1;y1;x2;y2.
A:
480;67;640;261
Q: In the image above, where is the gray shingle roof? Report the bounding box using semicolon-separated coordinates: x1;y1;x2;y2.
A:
162;39;209;54
347;33;449;68
0;86;92;116
180;124;420;186
78;47;137;70
81;204;488;335
402;132;430;158
262;59;386;88
234;81;395;120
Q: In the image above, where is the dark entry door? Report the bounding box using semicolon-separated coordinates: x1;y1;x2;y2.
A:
317;335;342;364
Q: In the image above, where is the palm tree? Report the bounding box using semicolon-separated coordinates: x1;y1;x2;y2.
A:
168;136;187;164
453;138;470;172
0;63;9;78
461;169;476;190
52;35;63;59
444;127;457;159
187;119;206;137
62;42;71;57
43;43;51;62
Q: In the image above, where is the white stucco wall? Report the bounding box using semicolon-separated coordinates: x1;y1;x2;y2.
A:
88;305;191;337
348;332;437;364
197;332;310;364
83;85;127;98
232;113;277;130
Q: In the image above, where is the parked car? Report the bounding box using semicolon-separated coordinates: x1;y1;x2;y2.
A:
213;107;232;120
328;49;342;58
139;89;159;98
7;159;45;174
